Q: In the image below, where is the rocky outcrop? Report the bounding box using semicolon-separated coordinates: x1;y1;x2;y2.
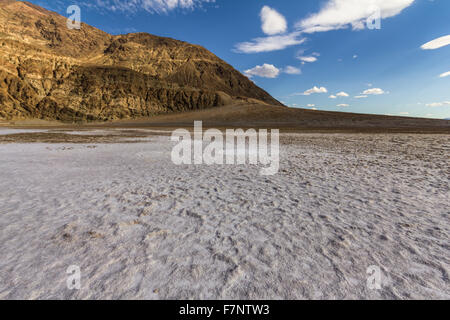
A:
0;0;281;122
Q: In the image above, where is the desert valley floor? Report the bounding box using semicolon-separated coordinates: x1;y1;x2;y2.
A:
0;128;448;299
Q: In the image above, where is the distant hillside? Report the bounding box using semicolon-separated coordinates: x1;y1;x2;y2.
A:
0;0;282;122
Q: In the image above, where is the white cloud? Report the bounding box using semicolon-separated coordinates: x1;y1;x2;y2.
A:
336;91;349;97
353;54;358;59
307;104;315;107
354;95;368;99
296;0;414;33
234;6;304;54
362;88;386;95
302;86;328;95
89;0;215;14
296;50;320;64
283;66;302;75
244;64;280;78
399;112;410;115
439;71;450;78
297;56;318;63
426;101;450;107
421;35;450;50
260;6;287;36
337;104;349;107
234;32;306;53
330;91;349;98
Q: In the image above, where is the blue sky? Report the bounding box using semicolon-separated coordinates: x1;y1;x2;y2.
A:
31;0;450;119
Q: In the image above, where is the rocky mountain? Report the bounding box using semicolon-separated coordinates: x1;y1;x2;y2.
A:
0;0;281;122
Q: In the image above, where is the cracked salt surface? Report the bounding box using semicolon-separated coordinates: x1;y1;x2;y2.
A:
0;133;448;299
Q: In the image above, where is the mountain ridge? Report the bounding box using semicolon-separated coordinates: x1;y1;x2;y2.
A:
0;0;282;122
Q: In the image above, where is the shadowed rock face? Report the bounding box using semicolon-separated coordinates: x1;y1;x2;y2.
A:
0;0;281;122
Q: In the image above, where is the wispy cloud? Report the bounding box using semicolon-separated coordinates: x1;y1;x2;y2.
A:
234;32;306;54
439;71;450;78
235;6;305;53
283;66;302;75
82;0;215;14
295;0;414;33
426;101;450;107
421;35;450;50
297;56;318;63
296;50;320;64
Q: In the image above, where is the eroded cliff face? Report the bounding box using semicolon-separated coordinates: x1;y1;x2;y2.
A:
0;0;281;122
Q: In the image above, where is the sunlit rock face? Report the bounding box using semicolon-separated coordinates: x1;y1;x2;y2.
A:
0;0;281;122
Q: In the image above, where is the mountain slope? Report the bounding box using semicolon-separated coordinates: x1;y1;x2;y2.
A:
0;0;281;122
